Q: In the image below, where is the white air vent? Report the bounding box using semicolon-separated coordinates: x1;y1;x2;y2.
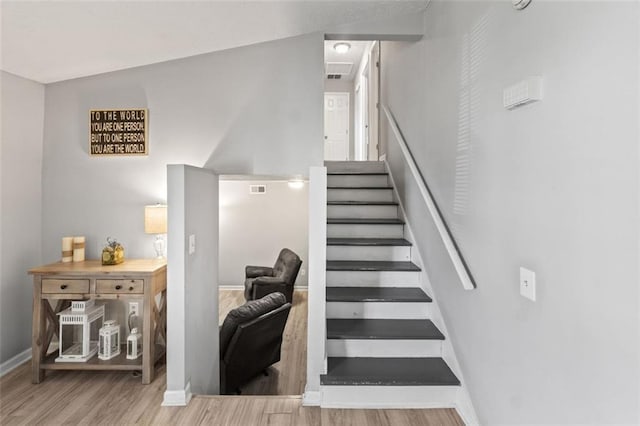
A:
327;74;342;80
325;62;353;75
249;184;266;195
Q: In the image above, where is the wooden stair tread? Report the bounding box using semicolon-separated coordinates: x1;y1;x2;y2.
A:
328;218;404;225
326;287;431;303
326;260;420;272
327;238;411;246
327;201;398;206
327;319;443;340
321;357;460;386
328;186;393;190
327;172;389;176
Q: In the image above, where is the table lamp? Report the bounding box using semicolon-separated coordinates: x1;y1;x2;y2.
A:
144;204;167;258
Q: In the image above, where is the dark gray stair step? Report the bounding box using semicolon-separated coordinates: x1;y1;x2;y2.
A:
328;186;393;190
327;201;399;205
328;172;389;176
327;238;411;246
321;357;460;386
328;218;404;225
327;319;443;340
326;287;431;303
326;261;420;272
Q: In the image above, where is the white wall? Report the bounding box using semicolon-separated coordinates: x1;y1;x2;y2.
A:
0;72;44;365
165;164;219;403
381;1;639;424
219;179;308;287
40;33;324;264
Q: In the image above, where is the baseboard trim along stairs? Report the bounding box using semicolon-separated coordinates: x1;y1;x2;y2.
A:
320;160;464;410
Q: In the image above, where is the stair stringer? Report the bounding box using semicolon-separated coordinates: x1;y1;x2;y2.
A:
385;161;480;425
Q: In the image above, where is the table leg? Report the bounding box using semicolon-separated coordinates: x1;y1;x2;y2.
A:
142;280;154;384
31;278;45;383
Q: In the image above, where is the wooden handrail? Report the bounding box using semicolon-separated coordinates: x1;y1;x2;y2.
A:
383;105;476;290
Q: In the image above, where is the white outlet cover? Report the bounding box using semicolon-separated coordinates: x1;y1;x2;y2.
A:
520;267;536;301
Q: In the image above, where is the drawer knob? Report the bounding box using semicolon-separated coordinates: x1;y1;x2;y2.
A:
60;284;68;290
115;285;122;290
129;286;134;291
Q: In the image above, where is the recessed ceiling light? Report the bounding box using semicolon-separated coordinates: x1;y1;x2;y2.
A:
333;42;351;54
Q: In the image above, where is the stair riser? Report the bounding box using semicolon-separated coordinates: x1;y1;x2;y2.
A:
328;189;394;202
326;339;442;358
326;301;431;319
320;386;458;409
326;270;420;286
325;161;386;173
327;204;398;219
327;175;389;187
328;224;404;239
327;245;410;261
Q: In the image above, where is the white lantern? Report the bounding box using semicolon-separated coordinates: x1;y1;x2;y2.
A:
126;327;142;360
98;320;121;360
56;302;104;362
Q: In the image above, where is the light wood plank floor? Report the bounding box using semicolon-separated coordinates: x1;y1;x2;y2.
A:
0;290;464;425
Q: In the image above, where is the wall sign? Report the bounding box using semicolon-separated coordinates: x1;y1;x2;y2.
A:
90;108;148;156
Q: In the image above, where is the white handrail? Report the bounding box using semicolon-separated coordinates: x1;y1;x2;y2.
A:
383;105;476;290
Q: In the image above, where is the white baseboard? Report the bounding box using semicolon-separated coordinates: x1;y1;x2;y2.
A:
162;381;192;406
0;348;31;377
302;387;321;406
218;285;244;290
455;389;480;425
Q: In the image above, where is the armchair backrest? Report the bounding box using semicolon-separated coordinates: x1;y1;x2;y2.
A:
220;292;289;358
272;248;303;286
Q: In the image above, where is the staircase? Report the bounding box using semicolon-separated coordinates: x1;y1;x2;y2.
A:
320;161;461;408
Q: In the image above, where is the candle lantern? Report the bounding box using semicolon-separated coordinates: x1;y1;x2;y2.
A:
56;301;104;362
98;320;121;360
126;327;142;360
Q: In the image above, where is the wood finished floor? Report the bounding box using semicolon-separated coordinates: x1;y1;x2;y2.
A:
0;290;464;425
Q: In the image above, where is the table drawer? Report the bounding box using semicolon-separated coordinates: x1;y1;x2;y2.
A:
42;279;89;294
96;279;144;294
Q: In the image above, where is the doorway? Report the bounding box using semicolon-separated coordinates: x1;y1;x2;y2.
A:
324;39;380;162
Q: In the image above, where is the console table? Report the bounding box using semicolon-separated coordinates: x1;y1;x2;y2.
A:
28;259;167;384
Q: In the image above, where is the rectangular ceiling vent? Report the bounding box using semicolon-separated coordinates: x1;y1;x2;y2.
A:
325;62;353;75
249;184;266;195
327;74;342;80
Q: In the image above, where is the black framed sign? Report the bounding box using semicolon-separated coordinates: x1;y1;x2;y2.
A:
90;108;148;156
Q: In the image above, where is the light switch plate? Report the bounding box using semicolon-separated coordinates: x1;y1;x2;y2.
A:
520;267;536;301
188;234;196;255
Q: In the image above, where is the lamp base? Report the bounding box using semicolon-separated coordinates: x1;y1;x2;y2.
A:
153;235;165;259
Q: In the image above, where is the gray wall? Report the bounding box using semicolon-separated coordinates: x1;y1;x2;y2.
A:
40;33;324;264
0;72;44;364
219;179;308;287
324;79;355;160
381;1;639;424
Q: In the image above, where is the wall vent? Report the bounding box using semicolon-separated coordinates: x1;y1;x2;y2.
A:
249;184;266;195
327;74;342;80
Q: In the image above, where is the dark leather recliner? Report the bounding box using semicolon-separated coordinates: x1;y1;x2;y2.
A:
219;292;291;395
244;248;302;304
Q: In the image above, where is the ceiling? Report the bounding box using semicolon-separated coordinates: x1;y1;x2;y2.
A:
0;1;428;84
324;40;372;81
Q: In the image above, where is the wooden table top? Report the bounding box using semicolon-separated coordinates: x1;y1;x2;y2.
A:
29;259;167;276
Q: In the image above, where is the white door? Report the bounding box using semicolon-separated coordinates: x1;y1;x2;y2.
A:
324;93;349;161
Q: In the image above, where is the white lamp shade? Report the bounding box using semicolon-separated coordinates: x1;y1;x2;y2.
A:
144;205;167;234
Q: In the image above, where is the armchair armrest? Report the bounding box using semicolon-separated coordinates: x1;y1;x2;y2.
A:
251;276;287;300
245;265;274;278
